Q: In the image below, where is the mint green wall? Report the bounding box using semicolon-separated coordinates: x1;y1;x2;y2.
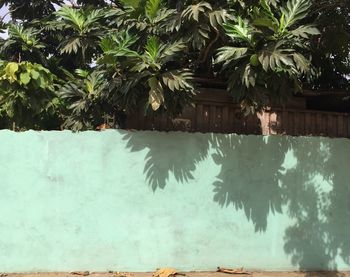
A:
0;130;349;273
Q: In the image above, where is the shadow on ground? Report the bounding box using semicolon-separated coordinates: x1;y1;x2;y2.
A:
123;131;350;272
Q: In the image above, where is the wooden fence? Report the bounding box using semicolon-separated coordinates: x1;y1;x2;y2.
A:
126;89;350;138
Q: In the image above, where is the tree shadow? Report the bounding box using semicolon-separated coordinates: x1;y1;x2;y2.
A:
211;134;350;272
123;131;210;191
123;130;350;271
210;135;286;232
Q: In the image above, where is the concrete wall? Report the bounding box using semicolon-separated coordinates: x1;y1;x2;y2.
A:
0;130;349;272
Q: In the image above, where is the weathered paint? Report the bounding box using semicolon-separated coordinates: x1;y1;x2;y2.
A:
0;130;349;272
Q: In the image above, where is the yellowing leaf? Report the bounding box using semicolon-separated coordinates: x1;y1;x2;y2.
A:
148;77;164;111
5;62;19;83
153;268;178;277
86;81;94;94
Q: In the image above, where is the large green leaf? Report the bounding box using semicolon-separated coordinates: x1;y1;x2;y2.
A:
182;2;212;22
223;17;253;43
291;25;320;38
159;40;186;61
216;47;248;64
208;9;229;28
100;32;139;57
20;72;31;85
162;70;194;92
61;37;81;54
120;0;140;8
56;6;85;32
145;0;162;20
145;36;161;62
292;53;310;73
258;48;294;71
280;0;311;31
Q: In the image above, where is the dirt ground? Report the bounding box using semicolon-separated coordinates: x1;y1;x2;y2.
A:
2;271;350;277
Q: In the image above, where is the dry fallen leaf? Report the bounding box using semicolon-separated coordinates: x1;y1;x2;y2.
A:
217;267;249;275
153;268;178;277
114;272;134;277
70;271;90;276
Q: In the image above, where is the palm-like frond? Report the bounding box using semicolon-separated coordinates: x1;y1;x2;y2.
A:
159;40;186;62
59;70;112;130
280;0;311;31
216;0;317;112
223;17;253;43
144;36;161;63
56;6;104;32
3;24;45;52
181;2;212;22
56;6;85;32
145;0;162;20
56;6;105;60
162;70;194;92
216;47;249;65
258;47;294;71
208;10;231;29
100;32;139;57
291;25;320;38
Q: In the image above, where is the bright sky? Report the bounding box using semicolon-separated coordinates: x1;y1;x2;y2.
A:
0;5;10;23
0;5;9;38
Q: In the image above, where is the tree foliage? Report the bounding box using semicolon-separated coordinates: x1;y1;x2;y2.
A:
0;0;345;130
215;0;320;112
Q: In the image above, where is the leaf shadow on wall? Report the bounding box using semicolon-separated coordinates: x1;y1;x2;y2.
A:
123;131;210;191
211;135;350;273
123;131;350;273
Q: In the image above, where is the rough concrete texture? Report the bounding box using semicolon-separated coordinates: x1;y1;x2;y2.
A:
0;130;350;272
3;272;350;277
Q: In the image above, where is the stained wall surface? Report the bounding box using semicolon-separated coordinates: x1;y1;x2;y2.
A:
0;130;349;272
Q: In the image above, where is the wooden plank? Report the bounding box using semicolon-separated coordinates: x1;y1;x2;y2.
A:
305;112;311;136
126;100;350;137
190;105;196;132
147;115;154;131
258;111;269;135
229;107;237;134
209;105;217;132
248;113;257;134
285;112;292;135
310;113;316;135
246;114;252;134
222;106;229;133
337;115;344;137
166;117;171;132
215;106;223;133
203;105;210;132
154;115;162;131
296;112;305;136
138;112;146;130
316;113;323;136
327;115;334;137
195;88;233;103
195;104;204;132
292;112;297;135
268;112;278;135
281;110;288;135
277;111;282;134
